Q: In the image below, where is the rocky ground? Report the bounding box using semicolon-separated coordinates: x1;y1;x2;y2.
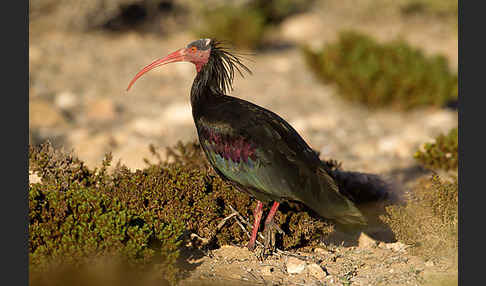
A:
29;0;458;285
180;241;455;286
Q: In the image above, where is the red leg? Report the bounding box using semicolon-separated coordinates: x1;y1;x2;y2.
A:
247;200;263;251
264;201;280;227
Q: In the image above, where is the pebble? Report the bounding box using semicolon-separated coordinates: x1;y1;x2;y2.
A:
358;233;378;249
313;248;330;255
425;260;435;267
307;263;327;280
286;257;306;274
29;172;41;184
384;242;410;252
55;90;78;110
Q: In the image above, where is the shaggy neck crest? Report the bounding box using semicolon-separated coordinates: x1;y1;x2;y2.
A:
192;41;251;97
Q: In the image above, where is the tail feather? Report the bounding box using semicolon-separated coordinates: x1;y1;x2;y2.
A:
329;169;398;237
330;170;391;204
301;167;368;226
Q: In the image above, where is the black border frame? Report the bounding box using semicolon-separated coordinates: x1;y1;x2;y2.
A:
4;1;29;285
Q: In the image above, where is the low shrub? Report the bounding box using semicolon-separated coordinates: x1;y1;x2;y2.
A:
252;0;313;24
380;175;458;259
29;140;340;284
195;5;266;50
302;31;458;110
195;0;314;50
414;127;458;171
29;143;184;284
399;0;459;17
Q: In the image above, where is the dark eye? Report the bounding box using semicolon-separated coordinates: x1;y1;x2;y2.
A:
191;46;197;52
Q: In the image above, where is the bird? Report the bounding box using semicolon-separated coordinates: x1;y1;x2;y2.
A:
127;38;388;251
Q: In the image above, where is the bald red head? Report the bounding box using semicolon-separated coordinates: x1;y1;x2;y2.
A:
126;39;213;91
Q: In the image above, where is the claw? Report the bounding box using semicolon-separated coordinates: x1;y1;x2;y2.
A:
262;201;280;255
263;220;277;252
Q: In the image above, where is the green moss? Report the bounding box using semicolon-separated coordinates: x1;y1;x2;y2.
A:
380;175;458;259
414;127;458;171
302;31;458;110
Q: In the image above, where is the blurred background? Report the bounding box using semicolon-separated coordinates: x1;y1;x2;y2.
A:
29;0;458;178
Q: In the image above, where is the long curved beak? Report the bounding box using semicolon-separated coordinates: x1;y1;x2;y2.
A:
126;48;186;91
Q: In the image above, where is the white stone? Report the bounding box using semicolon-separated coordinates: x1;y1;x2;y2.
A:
313;248;330;255
29;172;41;184
55;91;78;110
286;257;306;274
358;233;378;249
384;242;409;252
425;260;435;267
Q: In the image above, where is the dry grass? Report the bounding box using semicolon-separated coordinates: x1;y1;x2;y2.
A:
381;175;458;260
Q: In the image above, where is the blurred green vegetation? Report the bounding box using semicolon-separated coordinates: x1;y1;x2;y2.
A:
302;31;458;110
399;0;458;17
196;0;314;49
195;5;266;50
414;127;458;171
252;0;313;24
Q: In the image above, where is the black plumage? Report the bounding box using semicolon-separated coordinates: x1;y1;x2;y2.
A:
127;39;388;251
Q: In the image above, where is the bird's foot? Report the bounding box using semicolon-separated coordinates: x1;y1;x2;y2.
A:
247;240;257;251
262;220;284;256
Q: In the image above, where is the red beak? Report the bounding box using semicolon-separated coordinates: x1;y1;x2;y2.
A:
126;48;186;91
